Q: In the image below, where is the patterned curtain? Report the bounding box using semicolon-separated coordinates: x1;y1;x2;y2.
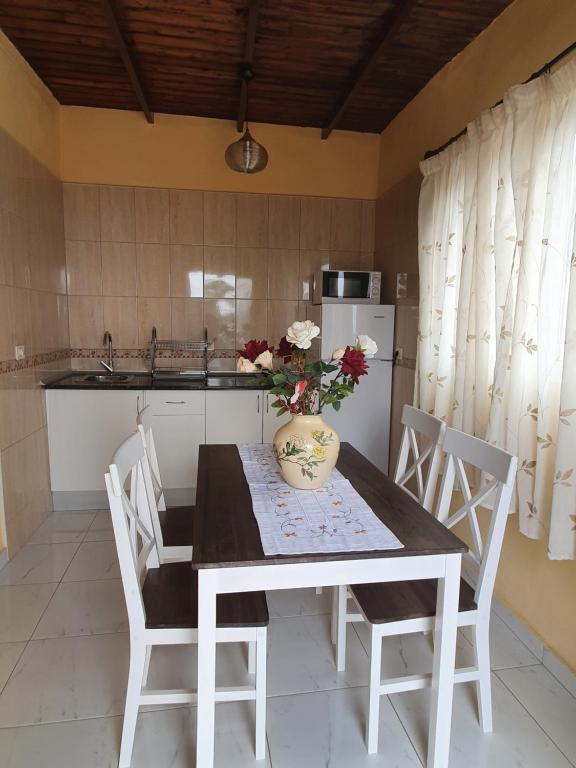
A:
416;59;576;560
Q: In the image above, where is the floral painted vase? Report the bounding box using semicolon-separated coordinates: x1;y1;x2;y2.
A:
273;414;340;490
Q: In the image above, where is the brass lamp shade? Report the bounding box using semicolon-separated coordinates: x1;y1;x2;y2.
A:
225;128;268;174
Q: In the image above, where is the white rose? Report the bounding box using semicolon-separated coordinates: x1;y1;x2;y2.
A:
331;347;346;361
356;334;378;359
286;320;320;350
237;356;258;373
254;349;273;370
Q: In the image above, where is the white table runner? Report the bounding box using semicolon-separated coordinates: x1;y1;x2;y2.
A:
238;443;403;556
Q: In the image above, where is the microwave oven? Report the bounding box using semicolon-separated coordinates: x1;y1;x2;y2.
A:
312;270;381;304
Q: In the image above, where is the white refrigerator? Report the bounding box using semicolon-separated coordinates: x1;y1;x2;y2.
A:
319;304;395;474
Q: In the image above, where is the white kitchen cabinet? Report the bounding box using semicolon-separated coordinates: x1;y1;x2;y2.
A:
46;389;142;493
205;390;263;444
142;391;205;491
262;391;291;443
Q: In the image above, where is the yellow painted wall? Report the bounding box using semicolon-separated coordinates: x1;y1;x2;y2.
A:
378;0;576;195
377;0;576;671
60;106;380;199
0;31;60;175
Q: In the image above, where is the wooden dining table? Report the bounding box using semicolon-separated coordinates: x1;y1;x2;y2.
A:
192;442;467;768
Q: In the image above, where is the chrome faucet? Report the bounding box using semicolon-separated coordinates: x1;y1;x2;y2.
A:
100;331;114;373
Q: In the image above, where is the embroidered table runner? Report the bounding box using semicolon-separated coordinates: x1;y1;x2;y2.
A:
238;444;403;556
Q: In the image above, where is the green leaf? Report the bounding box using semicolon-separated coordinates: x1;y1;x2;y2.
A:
272;373;287;386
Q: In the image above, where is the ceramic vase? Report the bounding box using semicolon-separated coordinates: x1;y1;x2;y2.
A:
273;414;340;490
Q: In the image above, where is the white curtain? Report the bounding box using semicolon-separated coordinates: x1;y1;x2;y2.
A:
416;58;576;560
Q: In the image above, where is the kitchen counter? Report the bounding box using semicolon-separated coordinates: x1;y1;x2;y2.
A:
42;371;270;391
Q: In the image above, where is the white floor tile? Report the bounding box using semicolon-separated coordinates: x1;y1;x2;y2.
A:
0;705;271;768
460;613;540;670
0;544;79;585
390;673;573;768
267;687;422;767
497;664;576;764
144;641;252;694
33;580;128;639
0;643;26;692
27;512;97;545
0;634;129;727
83;511;114;542
267;614;368;696
267;586;333;618
352;618;474;678
543;649;576;699
492;601;544;662
136;705;272;767
62;542;120;582
0;584;57;642
0;717;120;768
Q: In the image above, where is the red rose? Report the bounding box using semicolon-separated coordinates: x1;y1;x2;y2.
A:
276;335;294;363
239;339;272;363
340;346;368;384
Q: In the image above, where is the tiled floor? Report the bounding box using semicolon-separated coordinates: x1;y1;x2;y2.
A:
0;510;575;768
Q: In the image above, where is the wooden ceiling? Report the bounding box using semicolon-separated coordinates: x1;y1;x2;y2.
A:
0;0;513;135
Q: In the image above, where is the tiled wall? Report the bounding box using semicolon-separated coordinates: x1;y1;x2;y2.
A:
0;127;69;555
373;170;421;468
63;184;375;365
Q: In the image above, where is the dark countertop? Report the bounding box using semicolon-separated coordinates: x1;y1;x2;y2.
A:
42;371;270;391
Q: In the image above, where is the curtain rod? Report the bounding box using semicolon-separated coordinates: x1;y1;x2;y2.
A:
423;39;576;160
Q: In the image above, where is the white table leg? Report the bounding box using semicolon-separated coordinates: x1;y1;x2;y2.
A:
427;552;461;768
197;569;218;768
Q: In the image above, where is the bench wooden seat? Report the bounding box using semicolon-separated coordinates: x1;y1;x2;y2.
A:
143;561;269;630
351;577;476;625
158;505;195;547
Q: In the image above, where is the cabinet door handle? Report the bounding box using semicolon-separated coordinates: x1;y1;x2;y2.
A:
257;394;260;414
165;400;186;405
266;394;269;413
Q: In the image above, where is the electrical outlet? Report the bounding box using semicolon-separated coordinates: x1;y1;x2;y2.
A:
15;345;25;360
394;347;404;363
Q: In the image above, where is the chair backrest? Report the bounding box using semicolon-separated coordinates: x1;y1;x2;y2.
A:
394;405;446;512
436;427;517;615
137;403;167;512
136;405;169;553
105;430;160;634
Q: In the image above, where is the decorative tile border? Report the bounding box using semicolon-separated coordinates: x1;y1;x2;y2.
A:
0;349;71;376
70;347;237;360
0;347;238;376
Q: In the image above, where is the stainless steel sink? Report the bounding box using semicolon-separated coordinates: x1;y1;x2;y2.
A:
72;373;135;385
206;375;236;388
206;374;267;389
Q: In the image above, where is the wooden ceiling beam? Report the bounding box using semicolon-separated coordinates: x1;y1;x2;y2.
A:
236;0;262;132
321;0;419;139
98;0;154;123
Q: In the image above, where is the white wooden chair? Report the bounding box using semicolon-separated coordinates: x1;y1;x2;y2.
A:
137;404;194;562
106;430;268;768
394;404;446;512
330;405;446;644
335;427;517;754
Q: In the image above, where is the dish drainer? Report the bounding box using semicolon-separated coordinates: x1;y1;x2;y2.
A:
150;326;214;378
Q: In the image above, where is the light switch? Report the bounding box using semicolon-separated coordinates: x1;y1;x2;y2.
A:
15;345;25;360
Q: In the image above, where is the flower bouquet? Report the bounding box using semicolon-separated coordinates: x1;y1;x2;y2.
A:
237;320;377;489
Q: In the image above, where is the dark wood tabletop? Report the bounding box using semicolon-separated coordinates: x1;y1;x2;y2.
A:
191;443;467;570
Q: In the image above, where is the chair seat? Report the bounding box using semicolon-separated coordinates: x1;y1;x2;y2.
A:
351;577;476;625
158;505;195;546
143;562;269;629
